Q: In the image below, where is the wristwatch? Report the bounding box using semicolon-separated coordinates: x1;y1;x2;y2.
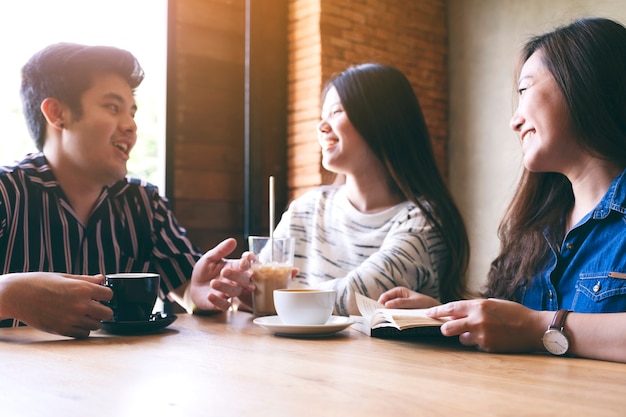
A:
542;309;571;356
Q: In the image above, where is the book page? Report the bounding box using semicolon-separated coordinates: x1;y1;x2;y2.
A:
349;314;372;336
355;292;386;318
386;314;446;330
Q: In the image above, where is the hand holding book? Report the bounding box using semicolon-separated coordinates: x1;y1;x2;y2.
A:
352;293;449;338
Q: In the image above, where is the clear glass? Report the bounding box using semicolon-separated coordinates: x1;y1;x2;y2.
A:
248;236;295;316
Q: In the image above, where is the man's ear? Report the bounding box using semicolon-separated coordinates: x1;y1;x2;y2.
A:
40;97;66;130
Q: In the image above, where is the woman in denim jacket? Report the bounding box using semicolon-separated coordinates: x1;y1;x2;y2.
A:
379;17;626;362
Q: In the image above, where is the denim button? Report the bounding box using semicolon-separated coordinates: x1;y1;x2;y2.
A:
593;281;601;293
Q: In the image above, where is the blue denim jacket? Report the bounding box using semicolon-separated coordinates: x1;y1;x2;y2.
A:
520;168;626;313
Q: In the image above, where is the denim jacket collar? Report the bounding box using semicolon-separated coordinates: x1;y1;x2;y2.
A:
591;167;626;219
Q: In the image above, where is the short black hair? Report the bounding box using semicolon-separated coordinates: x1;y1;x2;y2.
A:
20;43;145;150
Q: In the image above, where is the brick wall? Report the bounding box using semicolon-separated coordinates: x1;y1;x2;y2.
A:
287;0;448;198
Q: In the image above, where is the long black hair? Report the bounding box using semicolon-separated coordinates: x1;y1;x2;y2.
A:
487;18;626;299
326;63;470;302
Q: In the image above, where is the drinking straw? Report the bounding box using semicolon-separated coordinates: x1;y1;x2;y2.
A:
269;176;275;238
269;176;275;262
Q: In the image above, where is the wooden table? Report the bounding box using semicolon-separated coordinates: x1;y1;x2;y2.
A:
1;311;625;417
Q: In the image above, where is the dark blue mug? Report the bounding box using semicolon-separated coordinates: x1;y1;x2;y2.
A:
103;273;160;322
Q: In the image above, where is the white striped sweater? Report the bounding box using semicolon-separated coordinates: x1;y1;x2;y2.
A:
273;186;447;315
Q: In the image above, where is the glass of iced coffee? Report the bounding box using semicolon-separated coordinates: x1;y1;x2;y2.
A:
248;236;295;317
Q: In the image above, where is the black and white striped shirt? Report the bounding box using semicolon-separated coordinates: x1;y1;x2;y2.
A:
0;153;202;326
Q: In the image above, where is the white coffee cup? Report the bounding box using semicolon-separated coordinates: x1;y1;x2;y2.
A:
273;289;336;325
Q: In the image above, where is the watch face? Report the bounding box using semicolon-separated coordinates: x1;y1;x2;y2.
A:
543;329;569;355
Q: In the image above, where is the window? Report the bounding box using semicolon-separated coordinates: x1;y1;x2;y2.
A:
0;0;167;192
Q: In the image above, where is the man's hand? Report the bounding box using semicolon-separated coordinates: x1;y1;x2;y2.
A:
0;272;113;338
189;238;255;312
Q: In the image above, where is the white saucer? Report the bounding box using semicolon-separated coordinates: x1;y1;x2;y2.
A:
253;315;355;337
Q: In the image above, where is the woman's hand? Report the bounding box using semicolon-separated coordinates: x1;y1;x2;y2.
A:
377;286;441;309
426;298;546;353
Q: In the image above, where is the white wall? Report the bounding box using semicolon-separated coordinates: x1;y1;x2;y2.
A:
447;0;626;295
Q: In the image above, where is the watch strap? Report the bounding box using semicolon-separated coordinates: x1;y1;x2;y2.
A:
549;309;571;331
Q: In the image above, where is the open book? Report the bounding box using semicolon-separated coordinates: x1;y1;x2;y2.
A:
351;293;448;338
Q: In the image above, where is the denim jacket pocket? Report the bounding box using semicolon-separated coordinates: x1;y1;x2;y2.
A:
574;272;626;313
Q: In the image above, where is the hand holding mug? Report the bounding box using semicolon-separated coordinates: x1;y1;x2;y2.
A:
0;272;112;338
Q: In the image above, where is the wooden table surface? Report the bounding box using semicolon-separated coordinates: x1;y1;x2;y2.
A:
1;311;624;417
